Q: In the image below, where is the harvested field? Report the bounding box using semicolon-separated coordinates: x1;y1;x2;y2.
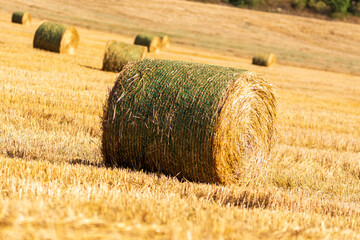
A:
0;1;359;239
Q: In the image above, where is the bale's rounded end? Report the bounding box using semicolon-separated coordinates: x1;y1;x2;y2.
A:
22;13;31;25
213;72;276;184
140;47;147;59
161;35;171;48
267;54;276;66
60;26;79;54
148;36;161;53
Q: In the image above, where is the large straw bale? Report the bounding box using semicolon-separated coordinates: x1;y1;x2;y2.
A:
252;53;276;67
33;21;79;54
102;40;147;72
102;59;276;184
134;33;161;53
11;12;31;25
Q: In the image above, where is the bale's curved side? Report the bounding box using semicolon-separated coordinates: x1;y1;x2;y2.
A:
134;34;161;53
102;59;276;184
252;53;276;67
102;40;147;72
12;12;31;25
33;21;79;54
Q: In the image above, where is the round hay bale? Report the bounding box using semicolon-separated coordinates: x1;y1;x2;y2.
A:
102;59;276;184
102;40;147;72
33;21;79;54
134;33;161;53
159;34;170;48
252;53;276;67
11;12;31;25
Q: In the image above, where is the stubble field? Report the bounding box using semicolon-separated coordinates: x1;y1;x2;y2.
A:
0;0;360;239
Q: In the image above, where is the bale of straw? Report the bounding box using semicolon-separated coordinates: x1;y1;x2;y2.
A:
252;53;276;67
134;33;161;53
11;12;31;25
102;59;276;184
159;34;170;48
33;21;79;54
102;40;147;72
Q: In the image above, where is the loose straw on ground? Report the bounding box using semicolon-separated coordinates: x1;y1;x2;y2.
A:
252;53;276;67
134;33;161;53
102;40;147;72
11;12;31;25
33;21;79;54
102;59;277;184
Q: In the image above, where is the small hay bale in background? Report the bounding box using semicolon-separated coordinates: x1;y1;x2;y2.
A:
102;59;277;184
134;33;161;53
159;34;170;48
252;53;276;67
33;21;79;54
102;40;147;72
11;12;31;25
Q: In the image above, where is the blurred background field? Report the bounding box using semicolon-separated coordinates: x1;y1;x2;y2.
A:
2;0;360;74
0;0;360;239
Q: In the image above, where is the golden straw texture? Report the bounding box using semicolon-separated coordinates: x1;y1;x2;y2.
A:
134;33;161;53
11;12;31;25
33;21;79;54
102;59;276;184
252;53;276;67
102;40;147;72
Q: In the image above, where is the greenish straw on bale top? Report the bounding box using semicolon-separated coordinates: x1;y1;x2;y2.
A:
252;53;276;67
102;59;276;184
102;40;147;72
134;33;161;53
11;12;31;25
33;21;79;54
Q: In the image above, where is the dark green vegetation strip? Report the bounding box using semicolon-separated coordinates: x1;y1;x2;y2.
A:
102;59;247;183
190;0;360;17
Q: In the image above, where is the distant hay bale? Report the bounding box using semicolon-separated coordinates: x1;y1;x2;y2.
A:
252;53;276;67
134;33;161;53
159;34;170;48
102;40;147;72
11;12;31;25
33;21;79;54
102;59;277;184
